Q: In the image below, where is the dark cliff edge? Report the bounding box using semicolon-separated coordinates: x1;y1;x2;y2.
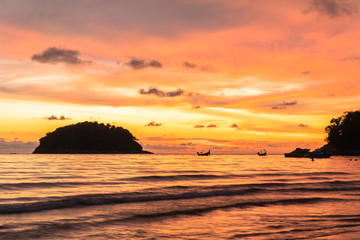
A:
33;121;152;154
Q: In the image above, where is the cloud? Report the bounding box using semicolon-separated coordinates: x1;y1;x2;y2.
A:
128;59;163;70
145;121;162;127
192;105;201;109
180;142;195;146
0;0;241;37
298;123;309;127
183;61;216;72
207;124;217;128
280;100;298;106
194;125;205;128
139;87;184;97
301;71;311;74
149;60;162;68
0;138;38;153
230;124;239;128
272;100;298;109
199;65;216;72
31;47;90;65
43;115;72;120
340;56;360;61
183;61;197;68
304;0;358;18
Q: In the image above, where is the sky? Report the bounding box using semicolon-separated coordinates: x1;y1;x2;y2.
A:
1;0;360;154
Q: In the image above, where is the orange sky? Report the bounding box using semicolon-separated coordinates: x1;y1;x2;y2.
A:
1;0;360;154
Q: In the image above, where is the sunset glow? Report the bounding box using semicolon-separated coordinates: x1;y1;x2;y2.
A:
1;0;360;154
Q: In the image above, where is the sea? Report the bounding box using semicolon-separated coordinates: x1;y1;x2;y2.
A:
1;154;360;240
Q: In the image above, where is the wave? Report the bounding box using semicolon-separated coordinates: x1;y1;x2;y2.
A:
229;224;360;239
0;188;265;214
256;171;350;177
0;197;338;239
1;177;360;214
1;172;350;191
122;171;351;182
0;181;124;190
125;174;231;181
2;179;357;214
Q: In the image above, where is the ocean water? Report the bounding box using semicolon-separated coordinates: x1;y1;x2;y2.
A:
1;154;360;240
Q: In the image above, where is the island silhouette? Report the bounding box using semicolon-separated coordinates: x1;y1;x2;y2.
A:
33;121;152;154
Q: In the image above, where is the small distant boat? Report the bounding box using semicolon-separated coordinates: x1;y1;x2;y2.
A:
197;150;210;156
305;149;331;159
257;149;267;156
285;148;310;158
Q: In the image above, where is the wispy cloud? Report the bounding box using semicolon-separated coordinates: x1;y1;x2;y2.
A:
32;47;91;65
207;124;217;128
183;61;216;72
43;115;71;120
230;123;239;128
304;0;358;18
272;100;298;109
340;56;360;61
145;121;162;127
139;87;184;97
183;61;197;68
128;59;163;70
194;125;205;128
298;123;309;127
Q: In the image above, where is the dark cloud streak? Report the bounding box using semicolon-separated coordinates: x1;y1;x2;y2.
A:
128;59;163;70
139;87;184;97
304;0;358;18
43;115;71;120
183;61;197;68
340;56;360;61
272;100;297;109
183;61;216;72
32;47;90;65
145;121;162;127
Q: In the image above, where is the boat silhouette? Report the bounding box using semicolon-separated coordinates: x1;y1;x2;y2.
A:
284;148;310;158
257;149;267;156
197;150;210;156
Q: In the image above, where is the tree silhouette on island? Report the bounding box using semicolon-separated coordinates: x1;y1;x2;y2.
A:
322;110;360;156
33;121;152;154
